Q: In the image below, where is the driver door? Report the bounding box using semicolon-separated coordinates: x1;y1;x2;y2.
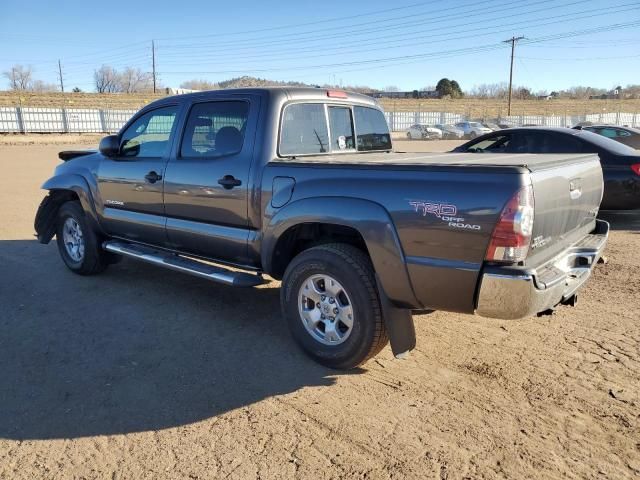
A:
97;104;180;244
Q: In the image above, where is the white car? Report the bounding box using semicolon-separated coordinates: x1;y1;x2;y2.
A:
455;121;493;139
406;124;443;140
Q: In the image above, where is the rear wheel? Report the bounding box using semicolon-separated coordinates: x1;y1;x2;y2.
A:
56;201;110;275
406;132;412;139
469;131;477;139
281;243;388;369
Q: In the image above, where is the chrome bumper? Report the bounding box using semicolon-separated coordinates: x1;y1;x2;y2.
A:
476;220;609;320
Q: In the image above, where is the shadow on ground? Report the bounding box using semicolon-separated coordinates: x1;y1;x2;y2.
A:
0;240;352;440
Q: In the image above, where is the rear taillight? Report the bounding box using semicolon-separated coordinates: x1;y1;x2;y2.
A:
485;185;535;263
631;164;640;176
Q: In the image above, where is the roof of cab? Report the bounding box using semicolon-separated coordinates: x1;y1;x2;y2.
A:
145;86;380;109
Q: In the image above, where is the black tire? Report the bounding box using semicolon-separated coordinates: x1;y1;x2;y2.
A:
281;243;388;369
469;131;477;139
55;201;110;275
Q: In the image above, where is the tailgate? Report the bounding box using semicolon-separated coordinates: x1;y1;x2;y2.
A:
526;153;603;265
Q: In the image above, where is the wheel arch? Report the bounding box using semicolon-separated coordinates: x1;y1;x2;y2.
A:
262;197;420;308
35;174;101;244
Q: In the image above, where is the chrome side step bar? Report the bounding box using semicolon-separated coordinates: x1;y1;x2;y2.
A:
103;240;265;287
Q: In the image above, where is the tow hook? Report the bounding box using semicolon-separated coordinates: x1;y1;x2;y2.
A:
561;294;578;307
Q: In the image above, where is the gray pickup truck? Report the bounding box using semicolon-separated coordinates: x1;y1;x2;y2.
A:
35;87;609;369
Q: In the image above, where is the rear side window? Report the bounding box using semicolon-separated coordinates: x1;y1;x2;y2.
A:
536;133;583;153
354;106;391;151
120;106;178;158
280;104;329;155
467;135;510;153
181;101;248;158
328;106;355;150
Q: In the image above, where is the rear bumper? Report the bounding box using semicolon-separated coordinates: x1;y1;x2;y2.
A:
475;219;609;319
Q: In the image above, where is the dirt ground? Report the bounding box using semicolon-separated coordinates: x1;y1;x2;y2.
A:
0;139;638;480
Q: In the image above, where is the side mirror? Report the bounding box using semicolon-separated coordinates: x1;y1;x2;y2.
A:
99;135;119;157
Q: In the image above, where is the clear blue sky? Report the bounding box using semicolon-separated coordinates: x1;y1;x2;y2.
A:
1;0;639;92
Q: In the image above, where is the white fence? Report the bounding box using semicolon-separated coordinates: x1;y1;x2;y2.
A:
384;111;640;131
1;106;638;133
0;107;138;133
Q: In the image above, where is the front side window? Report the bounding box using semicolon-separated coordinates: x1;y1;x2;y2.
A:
328;106;355;150
280;103;329;155
120;106;178;158
181;101;249;158
354;106;391;151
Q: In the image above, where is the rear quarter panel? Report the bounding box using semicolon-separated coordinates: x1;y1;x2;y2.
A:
262;163;523;312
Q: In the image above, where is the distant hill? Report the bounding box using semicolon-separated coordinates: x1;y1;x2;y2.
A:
217;76;309;89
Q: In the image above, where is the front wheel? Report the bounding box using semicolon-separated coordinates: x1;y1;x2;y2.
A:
406;132;412;139
469;131;477;139
281;243;389;369
56;201;110;275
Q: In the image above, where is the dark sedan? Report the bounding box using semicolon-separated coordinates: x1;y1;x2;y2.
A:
452;127;640;210
573;125;640;149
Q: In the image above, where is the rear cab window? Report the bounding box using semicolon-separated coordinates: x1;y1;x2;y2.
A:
279;103;390;156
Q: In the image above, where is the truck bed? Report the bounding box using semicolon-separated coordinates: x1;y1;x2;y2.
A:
272;152;597;171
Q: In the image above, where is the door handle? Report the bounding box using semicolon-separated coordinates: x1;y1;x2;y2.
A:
144;171;162;183
218;175;242;189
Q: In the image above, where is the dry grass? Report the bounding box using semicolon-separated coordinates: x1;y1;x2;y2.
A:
378;98;640;118
2;91;640;118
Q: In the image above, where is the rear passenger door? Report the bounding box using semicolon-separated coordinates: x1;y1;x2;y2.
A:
162;97;258;264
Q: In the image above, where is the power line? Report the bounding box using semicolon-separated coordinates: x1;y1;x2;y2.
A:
159;20;640;76
158;0;576;59
154;0;450;41
160;0;532;51
155;2;637;67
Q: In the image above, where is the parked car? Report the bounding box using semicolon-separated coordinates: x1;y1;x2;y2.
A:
35;88;608;369
574;125;640;149
434;124;464;139
454;121;493;138
452;127;640;210
406;124;443;140
482;122;501;131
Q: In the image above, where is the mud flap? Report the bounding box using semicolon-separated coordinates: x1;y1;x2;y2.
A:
34;194;60;244
376;274;416;358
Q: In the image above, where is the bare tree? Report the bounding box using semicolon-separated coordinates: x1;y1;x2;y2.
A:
384;85;400;92
31;80;58;92
119;67;152;93
94;65;120;93
468;83;509;99
2;64;33;90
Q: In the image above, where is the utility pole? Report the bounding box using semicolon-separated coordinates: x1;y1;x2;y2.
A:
503;36;524;116
151;40;157;94
57;59;64;92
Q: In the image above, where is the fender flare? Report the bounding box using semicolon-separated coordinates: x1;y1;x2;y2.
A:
35;174;102;243
262;196;420;309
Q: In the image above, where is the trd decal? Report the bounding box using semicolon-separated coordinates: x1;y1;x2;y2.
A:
409;201;457;218
409;200;481;231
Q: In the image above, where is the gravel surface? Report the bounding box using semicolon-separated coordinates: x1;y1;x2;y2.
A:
1;142;638;479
